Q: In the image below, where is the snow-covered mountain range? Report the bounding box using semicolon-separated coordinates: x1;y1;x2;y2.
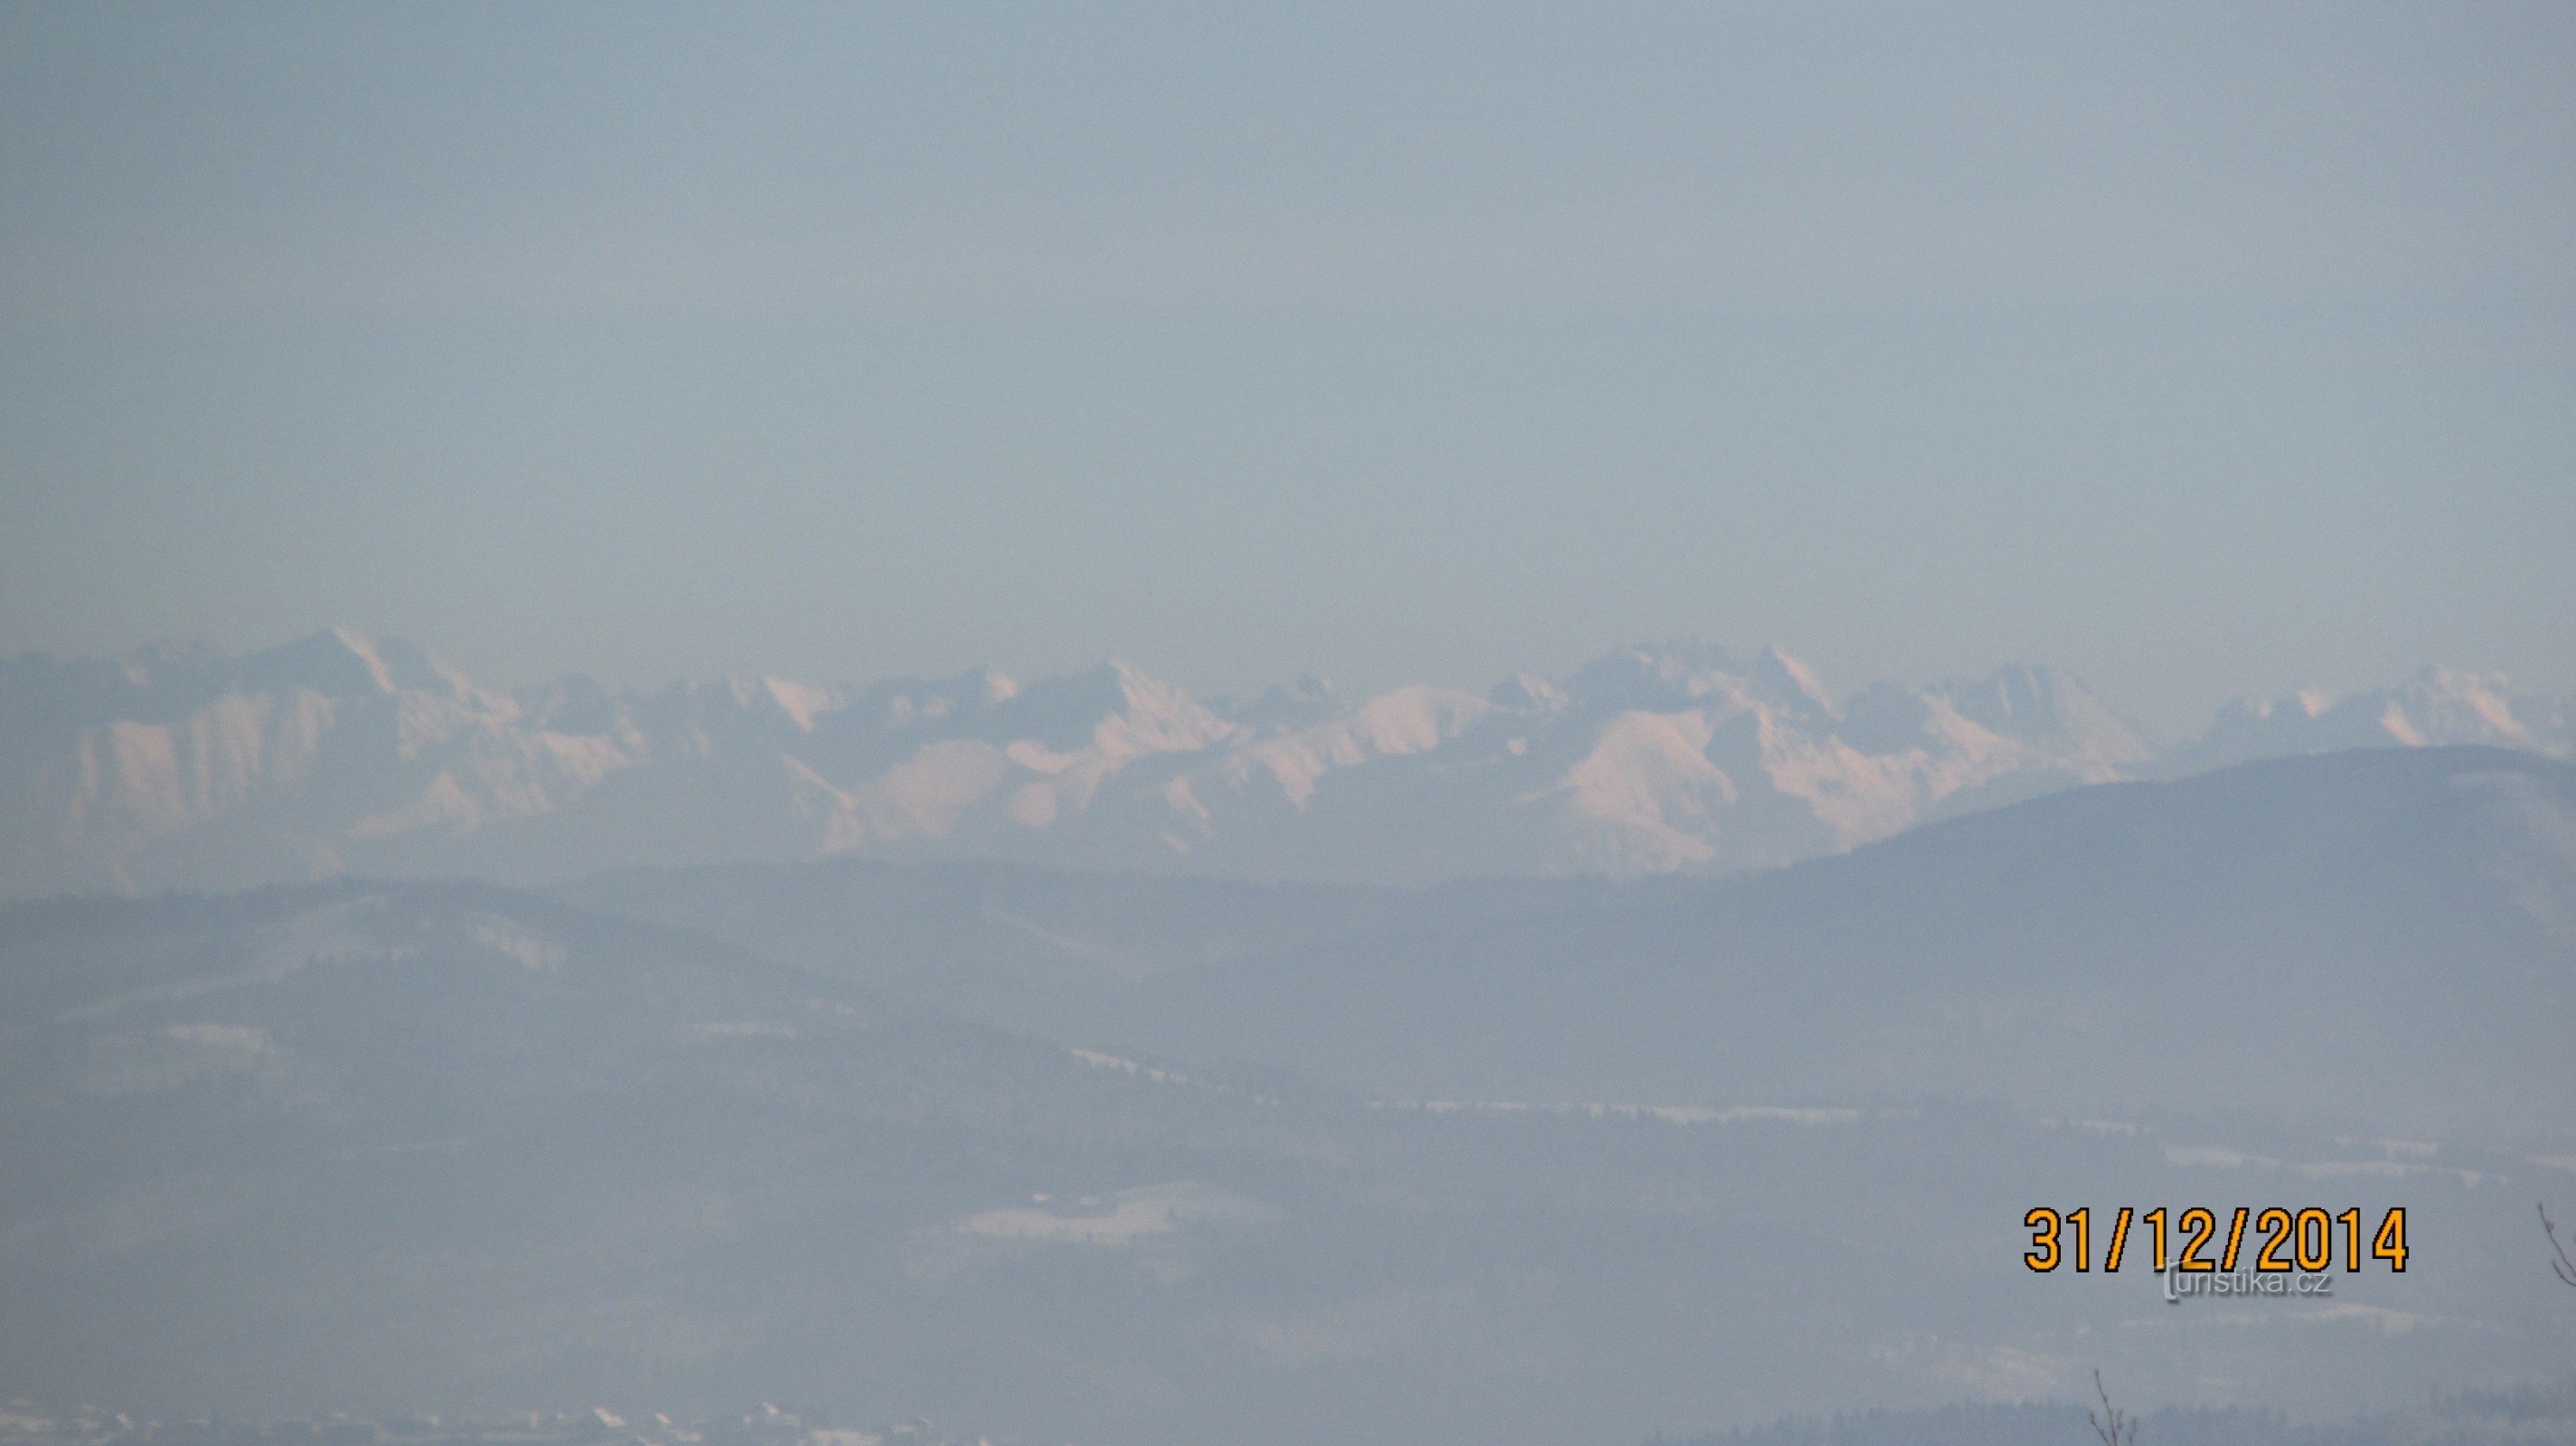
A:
2;627;2565;898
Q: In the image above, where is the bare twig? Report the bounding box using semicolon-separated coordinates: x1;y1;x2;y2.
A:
2543;1202;2576;1289
2089;1368;2139;1446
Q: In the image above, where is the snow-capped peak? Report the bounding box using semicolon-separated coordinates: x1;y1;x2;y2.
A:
0;629;2563;898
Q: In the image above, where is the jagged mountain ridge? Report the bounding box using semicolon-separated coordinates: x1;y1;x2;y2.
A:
2;627;2565;897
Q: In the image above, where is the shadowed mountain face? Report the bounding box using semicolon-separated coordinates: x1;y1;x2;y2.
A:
4;878;2571;1445
1112;747;2576;1136
577;747;2576;1140
551;860;1549;1042
6;630;2568;900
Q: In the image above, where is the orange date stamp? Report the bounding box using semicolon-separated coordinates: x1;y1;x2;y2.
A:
2022;1206;2407;1274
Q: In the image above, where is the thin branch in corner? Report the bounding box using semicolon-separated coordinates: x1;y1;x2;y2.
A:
2090;1368;2139;1446
2081;1360;2143;1443
2544;1202;2576;1289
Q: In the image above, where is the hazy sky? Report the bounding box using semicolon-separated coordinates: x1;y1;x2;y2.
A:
2;3;2570;733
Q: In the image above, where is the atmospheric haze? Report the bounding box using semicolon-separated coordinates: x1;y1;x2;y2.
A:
3;5;2574;1445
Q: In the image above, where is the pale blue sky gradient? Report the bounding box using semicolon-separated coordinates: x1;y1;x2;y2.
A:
3;3;2571;732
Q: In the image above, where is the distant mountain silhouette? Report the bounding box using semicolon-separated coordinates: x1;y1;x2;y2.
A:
571;746;2574;1138
1104;746;2576;1135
